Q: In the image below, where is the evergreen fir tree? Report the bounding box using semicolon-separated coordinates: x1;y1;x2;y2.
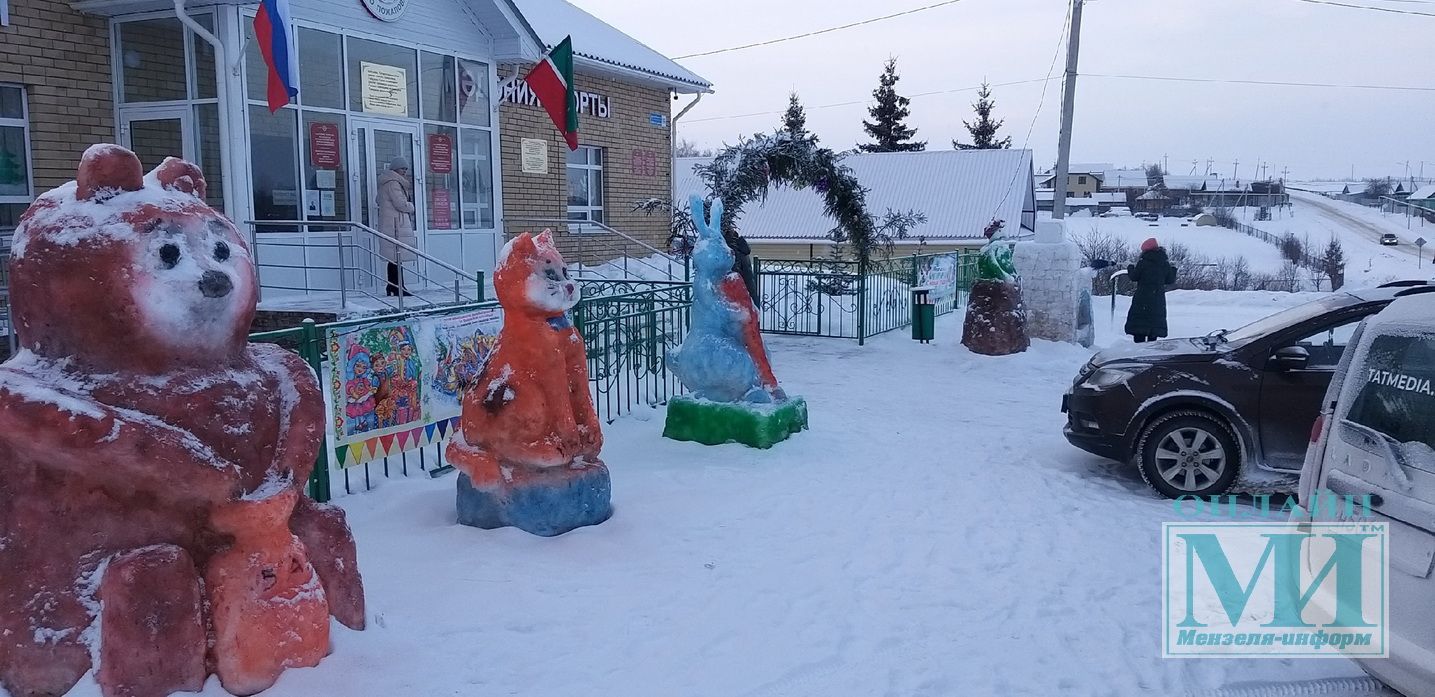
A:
781;92;814;142
858;59;925;153
954;81;1011;150
1321;237;1346;291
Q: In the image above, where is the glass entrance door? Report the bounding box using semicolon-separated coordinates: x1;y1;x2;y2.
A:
352;120;421;240
120;108;193;172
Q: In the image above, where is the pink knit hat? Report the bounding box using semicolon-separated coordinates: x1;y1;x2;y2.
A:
1141;237;1159;252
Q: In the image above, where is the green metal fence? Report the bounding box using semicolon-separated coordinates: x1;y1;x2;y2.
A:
752;251;980;344
249;279;691;502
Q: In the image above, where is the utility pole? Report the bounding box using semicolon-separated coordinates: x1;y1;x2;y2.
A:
1205;158;1214;176
1233;158;1240;181
1052;0;1085;221
1163;153;1169;175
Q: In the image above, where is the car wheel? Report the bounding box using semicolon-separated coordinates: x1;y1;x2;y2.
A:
1136;411;1241;499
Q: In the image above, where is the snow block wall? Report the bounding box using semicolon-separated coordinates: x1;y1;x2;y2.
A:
1012;221;1084;343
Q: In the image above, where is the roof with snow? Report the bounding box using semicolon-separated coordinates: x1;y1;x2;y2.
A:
1410;185;1435;201
676;149;1036;242
1101;168;1150;189
510;0;711;92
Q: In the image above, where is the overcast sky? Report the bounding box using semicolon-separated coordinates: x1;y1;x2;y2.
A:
572;0;1433;181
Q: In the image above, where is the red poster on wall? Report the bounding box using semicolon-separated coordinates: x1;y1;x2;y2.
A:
309;123;342;169
430;188;453;229
427;134;453;174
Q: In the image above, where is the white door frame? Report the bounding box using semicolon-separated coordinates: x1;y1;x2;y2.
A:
117;105;196;168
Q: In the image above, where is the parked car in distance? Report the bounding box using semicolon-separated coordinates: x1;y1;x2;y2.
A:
1062;281;1431;498
1381;233;1400;246
1298;287;1435;697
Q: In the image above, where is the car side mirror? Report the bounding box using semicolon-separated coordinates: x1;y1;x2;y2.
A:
1270;345;1310;371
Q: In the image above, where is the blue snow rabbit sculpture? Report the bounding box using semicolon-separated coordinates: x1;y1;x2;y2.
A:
669;195;787;404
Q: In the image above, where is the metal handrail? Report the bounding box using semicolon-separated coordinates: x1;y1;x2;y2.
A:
246;220;471;279
245;220;482;310
503;216;686;282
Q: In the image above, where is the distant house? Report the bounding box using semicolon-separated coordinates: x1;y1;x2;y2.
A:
1035;165;1105;198
1133;190;1171;214
675;149;1037;260
1407;185;1435;212
1100;168;1152;193
1035;190;1125;213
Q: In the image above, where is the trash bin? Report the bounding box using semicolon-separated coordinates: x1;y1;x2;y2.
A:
911;286;935;343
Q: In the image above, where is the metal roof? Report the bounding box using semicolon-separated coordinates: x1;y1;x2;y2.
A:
510;0;712;92
1409;185;1435;200
675;149;1036;241
1101;168;1150;189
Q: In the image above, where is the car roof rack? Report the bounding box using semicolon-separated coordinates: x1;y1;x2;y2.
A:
1378;280;1431;288
1394;286;1435;298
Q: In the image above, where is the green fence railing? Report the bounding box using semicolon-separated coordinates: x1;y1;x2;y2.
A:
250;279;691;502
752;251;980;344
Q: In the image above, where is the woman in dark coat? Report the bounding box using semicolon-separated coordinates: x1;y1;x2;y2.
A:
1125;238;1177;342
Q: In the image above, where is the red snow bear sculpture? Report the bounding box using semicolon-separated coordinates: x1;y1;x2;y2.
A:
0;145;365;697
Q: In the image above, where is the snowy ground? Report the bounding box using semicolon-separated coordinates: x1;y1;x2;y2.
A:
1065;211;1289;273
1244;192;1432;285
57;290;1387;697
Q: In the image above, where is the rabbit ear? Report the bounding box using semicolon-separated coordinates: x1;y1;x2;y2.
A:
690;195;723;241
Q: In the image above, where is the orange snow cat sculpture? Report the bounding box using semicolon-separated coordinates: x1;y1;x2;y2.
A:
0;145;364;697
446;231;612;536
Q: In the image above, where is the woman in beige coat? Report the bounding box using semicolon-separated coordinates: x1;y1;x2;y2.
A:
377;157;416;296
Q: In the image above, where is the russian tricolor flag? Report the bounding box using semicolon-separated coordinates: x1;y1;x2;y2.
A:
253;0;297;113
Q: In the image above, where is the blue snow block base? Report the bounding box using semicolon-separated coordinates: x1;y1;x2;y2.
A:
455;460;613;537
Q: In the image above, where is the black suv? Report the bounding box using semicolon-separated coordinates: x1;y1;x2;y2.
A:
1062;282;1430;498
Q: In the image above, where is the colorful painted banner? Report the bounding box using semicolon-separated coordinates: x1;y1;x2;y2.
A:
916;254;959;309
327;307;502;466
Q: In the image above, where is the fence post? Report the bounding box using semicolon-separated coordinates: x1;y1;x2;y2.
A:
856;255;868;346
644;293;658;373
751;256;762;329
476;271;486;302
299;318;332;503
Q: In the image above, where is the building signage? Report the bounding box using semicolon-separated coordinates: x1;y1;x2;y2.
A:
502;80;609;118
361;62;408;116
427;133;453;174
648;112;668;127
520;138;548;174
360;0;408;23
430;188;453;229
309;122;342;169
631;149;657;177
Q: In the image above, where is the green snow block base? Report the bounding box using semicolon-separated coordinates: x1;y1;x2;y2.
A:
662;394;809;449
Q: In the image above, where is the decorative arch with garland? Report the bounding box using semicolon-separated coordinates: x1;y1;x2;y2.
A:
690;132;924;270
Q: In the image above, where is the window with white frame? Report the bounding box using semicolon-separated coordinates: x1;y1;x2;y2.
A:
0;85;32;231
567;146;604;226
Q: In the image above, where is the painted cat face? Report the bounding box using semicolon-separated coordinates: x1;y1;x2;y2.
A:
495;231;579;316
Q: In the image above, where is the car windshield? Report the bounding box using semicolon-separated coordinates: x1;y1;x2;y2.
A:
1219;295;1354;344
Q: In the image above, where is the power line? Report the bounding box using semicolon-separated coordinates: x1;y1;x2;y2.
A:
988;0;1072;221
1082;72;1435;93
1291;0;1435;16
673;0;967;60
683;77;1059;124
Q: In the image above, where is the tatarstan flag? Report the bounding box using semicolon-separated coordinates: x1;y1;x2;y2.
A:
525;36;578;151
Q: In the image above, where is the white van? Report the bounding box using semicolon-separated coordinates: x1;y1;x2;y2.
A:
1299;287;1435;697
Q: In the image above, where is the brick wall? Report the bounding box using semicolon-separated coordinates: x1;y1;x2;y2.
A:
0;0;113;192
498;68;673;266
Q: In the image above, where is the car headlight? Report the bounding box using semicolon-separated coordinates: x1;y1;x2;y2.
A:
1081;365;1147;390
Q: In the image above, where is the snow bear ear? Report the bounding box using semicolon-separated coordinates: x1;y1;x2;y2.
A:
534;229;555;249
152;157;208;200
76;144;144;201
